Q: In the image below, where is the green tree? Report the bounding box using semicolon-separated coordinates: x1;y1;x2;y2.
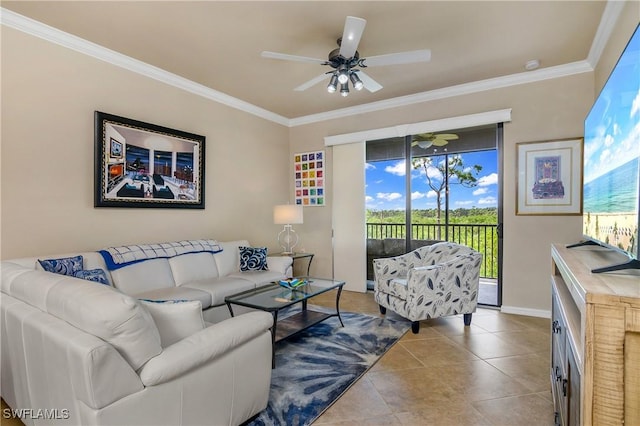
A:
412;155;482;236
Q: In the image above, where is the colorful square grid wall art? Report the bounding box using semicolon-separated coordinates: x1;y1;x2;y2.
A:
294;150;324;206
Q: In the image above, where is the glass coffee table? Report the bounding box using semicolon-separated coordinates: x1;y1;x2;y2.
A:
225;278;345;368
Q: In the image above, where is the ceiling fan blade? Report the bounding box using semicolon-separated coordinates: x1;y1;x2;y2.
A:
294;73;329;91
363;49;431;67
436;134;459;140
431;139;450;147
357;71;383;93
339;16;367;59
261;51;327;65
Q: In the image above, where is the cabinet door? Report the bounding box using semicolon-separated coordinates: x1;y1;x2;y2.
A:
567;343;581;426
551;290;567;425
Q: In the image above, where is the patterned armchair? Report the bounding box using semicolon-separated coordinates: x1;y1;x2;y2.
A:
373;242;482;333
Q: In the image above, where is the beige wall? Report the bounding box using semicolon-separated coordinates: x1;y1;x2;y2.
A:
1;27;290;259
289;6;639;315
290;75;592;315
1;6;637;314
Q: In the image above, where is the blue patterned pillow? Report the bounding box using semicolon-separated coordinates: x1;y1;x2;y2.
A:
239;246;268;271
38;255;83;276
74;269;109;285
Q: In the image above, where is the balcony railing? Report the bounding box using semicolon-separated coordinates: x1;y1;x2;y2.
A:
366;222;499;279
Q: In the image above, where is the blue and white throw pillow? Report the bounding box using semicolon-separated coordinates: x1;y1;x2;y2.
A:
38;255;83;276
239;246;268;271
74;268;109;285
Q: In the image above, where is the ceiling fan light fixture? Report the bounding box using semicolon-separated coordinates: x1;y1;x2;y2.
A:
350;72;364;90
327;73;338;93
337;65;350;84
340;83;349;97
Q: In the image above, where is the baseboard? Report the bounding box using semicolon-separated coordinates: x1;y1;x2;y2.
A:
500;305;551;319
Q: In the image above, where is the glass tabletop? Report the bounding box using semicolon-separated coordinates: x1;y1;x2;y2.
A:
224;278;345;311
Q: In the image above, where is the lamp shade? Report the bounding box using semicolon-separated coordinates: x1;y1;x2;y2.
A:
273;205;303;225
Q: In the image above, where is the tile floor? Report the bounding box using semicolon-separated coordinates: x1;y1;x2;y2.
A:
1;290;554;426
311;290;555;426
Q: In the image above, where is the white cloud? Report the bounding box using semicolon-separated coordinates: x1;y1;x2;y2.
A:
411;191;426;200
631;89;640;118
365;163;376;170
384;161;406;176
477;173;498;187
426;190;438;198
365;195;374;203
478;196;497;205
604;133;614;147
377;192;402;201
473;187;488;196
455;200;474;206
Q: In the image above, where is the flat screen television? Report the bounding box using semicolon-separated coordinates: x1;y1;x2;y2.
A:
579;23;640;273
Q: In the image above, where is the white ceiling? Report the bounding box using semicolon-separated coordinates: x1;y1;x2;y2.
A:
2;1;610;122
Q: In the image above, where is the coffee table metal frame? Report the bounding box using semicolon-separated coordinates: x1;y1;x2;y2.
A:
224;278;345;368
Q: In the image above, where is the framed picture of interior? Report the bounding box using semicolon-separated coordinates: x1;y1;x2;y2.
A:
294;150;325;206
516;137;583;215
94;111;205;209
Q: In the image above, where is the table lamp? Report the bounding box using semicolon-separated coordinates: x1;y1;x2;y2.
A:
273;204;303;254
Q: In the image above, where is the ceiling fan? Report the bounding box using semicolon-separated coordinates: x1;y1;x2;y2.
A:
261;16;431;97
411;133;459;149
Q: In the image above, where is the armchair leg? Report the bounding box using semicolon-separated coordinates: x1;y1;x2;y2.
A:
463;313;472;326
411;321;420;334
379;305;386;315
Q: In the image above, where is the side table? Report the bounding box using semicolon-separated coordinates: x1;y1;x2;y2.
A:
275;252;314;277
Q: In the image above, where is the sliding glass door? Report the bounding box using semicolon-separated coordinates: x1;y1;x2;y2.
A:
366;125;502;306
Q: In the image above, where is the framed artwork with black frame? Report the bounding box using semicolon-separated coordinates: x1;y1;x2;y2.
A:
94;111;205;209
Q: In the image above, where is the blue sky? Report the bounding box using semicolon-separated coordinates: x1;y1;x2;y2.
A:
366;150;498;211
583;25;640;184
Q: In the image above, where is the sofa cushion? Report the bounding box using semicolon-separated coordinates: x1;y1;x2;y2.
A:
2;263;162;370
140;300;205;348
133;286;212;309
37;255;83;276
239;246;268;271
183;276;256;306
228;270;288;286
110;258;175;295
213;240;250;277
74;268;109;285
169;252;219;286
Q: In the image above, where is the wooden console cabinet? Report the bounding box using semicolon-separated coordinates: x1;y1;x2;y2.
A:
551;244;640;425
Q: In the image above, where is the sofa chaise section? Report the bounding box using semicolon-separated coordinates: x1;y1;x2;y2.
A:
0;260;274;426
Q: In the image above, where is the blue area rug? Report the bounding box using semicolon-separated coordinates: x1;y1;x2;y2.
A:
248;309;410;426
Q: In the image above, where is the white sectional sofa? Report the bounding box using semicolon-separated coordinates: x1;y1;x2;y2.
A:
0;239;293;426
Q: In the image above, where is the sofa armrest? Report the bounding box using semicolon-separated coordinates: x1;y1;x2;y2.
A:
267;256;293;275
138;311;273;386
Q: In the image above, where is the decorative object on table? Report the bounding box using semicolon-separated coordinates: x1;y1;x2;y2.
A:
247;307;409;426
278;277;306;289
273;204;304;254
516;137;583;215
94;111;205;209
294;150;324;206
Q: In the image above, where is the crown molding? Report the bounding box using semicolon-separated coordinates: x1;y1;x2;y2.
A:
291;61;592;127
2;3;619;129
586;0;627;68
0;8;290;127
